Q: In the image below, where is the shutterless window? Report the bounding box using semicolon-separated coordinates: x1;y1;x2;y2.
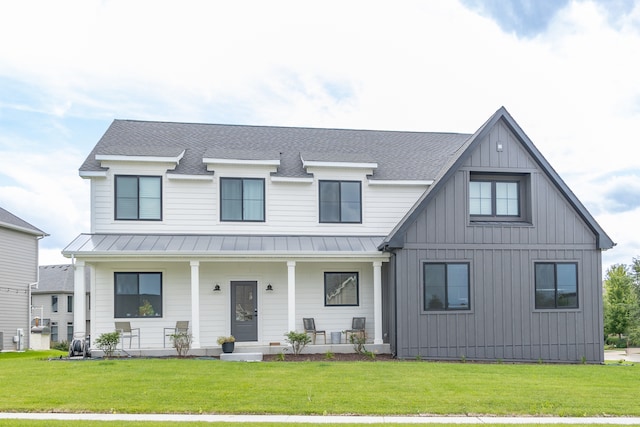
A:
220;178;265;221
51;295;58;313
67;295;73;313
324;272;359;306
51;322;58;342
535;263;578;309
424;263;470;311
114;273;162;318
469;180;519;217
115;176;162;220
67;322;73;342
319;181;361;223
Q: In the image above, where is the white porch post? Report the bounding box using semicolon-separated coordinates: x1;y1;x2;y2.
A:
373;261;383;344
190;261;201;349
73;260;86;336
287;261;296;332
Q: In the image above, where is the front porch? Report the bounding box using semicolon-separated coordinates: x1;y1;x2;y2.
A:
92;341;392;358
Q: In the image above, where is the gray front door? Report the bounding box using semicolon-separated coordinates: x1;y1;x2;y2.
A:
231;281;257;342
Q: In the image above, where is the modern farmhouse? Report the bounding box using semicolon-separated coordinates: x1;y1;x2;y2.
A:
63;107;614;362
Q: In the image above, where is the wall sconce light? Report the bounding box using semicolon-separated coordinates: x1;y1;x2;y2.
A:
266;284;273;291
213;284;221;292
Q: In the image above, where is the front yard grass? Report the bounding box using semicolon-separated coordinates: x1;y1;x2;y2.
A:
0;351;638;417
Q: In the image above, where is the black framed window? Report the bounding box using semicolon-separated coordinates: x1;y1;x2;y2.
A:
324;272;359;306
319;180;361;223
424;263;470;311
220;178;265;221
115;175;162;220
67;295;73;313
114;272;163;318
469;173;530;221
51;295;58;313
535;263;578;309
67;322;73;342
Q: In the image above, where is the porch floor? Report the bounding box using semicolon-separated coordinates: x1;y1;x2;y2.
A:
96;342;391;358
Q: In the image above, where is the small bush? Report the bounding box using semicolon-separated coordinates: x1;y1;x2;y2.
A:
95;331;120;358
51;340;69;352
605;336;628;348
170;332;193;357
324;351;335;360
349;332;367;355
284;331;311;355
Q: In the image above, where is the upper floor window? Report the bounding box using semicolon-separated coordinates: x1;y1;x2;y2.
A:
114;272;163;318
115;175;162;220
535;262;578;309
424;263;470;311
469;173;530;222
220;178;265;222
51;295;58;313
319;180;361;223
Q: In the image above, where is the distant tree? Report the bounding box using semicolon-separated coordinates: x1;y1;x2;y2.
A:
603;264;637;340
628;257;640;345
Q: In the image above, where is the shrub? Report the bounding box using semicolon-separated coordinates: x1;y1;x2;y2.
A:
95;331;120;358
51;340;69;352
349;332;367;355
284;331;311;355
170;332;193;357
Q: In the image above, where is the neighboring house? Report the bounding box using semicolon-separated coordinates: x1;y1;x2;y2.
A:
32;264;90;344
0;207;47;351
63;107;614;362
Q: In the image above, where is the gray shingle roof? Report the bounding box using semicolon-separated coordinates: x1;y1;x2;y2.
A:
34;264;90;293
80;120;472;180
0;206;46;236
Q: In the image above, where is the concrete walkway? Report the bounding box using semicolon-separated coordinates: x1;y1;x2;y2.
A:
2;413;640;424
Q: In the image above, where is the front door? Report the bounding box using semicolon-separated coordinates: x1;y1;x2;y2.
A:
231;281;257;342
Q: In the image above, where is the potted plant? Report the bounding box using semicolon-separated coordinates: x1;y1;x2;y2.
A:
217;335;235;353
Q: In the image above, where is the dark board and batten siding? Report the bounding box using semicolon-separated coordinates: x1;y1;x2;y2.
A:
391;120;605;363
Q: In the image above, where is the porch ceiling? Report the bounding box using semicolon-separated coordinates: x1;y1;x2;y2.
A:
62;233;389;261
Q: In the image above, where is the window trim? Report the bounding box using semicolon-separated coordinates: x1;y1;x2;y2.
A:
423;262;471;312
324;272;360;307
220;177;266;222
319;180;362;224
114;272;163;318
534;262;579;310
114;175;163;221
469;173;530;222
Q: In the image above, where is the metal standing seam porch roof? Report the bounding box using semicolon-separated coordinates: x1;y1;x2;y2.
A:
63;234;388;259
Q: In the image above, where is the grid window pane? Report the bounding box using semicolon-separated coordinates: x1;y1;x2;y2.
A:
469;181;492;215
496;182;519;215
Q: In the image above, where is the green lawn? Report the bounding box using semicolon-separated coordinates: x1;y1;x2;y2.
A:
0;351;638;418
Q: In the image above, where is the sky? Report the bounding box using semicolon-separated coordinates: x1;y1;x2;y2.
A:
0;0;639;275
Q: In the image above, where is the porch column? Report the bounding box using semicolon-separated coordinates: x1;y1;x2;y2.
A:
373;261;383;344
287;261;296;332
190;261;201;349
73;260;86;336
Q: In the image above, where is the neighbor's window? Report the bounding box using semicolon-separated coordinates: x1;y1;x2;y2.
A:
325;272;359;306
535;263;578;309
220;178;265;221
424;263;470;311
469;174;530;221
67;322;74;342
67;295;73;313
115;175;162;220
51;322;58;342
319;180;361;223
114;272;163;318
51;295;58;313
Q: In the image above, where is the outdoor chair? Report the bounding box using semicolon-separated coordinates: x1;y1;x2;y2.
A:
115;321;140;349
303;317;326;344
345;317;366;342
164;321;189;347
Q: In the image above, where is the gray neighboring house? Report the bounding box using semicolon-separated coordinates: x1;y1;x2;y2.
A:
32;264;90;345
0;206;47;351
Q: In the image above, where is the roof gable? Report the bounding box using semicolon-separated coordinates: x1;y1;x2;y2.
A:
381;107;614;250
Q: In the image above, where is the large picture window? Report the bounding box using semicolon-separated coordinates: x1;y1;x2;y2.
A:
319;180;361;223
535;263;578;309
324;272;359;306
115;175;162;220
424;263;470;311
114;273;163;318
220;178;265;221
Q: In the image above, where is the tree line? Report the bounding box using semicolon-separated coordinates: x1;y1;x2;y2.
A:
603;257;640;347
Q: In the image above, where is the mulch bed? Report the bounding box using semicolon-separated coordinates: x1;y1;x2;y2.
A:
262;352;395;362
